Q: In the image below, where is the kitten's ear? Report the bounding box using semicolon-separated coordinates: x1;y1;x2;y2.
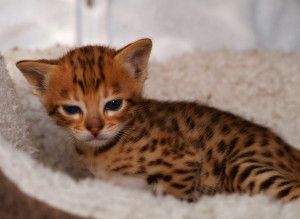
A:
16;59;58;94
114;38;152;81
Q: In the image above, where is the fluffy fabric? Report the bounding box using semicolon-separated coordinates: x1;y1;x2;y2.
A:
0;56;33;153
0;48;300;218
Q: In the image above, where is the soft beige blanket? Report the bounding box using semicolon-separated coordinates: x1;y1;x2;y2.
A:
0;47;299;219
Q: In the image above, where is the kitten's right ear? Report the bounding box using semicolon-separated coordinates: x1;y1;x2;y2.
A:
114;38;152;82
16;59;58;94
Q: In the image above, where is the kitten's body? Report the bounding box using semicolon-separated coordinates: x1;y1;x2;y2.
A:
76;99;300;202
17;39;300;202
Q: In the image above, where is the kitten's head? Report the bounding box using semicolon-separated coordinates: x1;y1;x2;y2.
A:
16;38;152;147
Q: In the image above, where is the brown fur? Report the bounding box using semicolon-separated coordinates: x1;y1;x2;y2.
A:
17;38;300;203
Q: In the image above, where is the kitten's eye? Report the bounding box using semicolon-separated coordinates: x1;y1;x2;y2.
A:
105;99;123;111
62;105;82;115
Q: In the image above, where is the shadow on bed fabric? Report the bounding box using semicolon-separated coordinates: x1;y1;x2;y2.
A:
0;167;88;219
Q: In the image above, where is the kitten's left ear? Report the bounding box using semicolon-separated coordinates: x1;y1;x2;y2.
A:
16;59;58;94
114;38;152;81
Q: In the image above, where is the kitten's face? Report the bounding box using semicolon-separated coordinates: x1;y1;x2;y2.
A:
16;39;152;147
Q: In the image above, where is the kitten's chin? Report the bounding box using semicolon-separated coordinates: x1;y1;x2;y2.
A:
84;138;109;147
71;132;111;147
71;126;125;148
73;136;110;148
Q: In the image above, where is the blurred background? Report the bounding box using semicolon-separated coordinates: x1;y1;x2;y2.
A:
0;0;300;60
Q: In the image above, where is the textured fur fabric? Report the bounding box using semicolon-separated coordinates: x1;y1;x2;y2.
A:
0;56;33;153
0;48;300;219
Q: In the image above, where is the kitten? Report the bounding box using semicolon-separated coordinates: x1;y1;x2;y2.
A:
17;38;300;202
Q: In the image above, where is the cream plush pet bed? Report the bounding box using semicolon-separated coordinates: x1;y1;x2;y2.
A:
0;47;300;219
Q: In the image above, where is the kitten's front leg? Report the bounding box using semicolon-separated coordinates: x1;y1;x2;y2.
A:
75;146;150;190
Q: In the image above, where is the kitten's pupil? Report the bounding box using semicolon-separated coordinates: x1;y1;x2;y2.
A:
63;105;82;114
105;99;123;111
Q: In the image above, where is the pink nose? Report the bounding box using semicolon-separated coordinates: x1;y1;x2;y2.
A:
88;127;100;137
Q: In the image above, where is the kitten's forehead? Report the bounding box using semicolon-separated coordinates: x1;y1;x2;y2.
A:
60;46;117;95
46;44;142;106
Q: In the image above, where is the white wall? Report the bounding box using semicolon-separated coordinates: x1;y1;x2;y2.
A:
0;0;299;60
0;0;108;50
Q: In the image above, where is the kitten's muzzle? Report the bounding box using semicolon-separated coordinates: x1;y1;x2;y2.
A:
87;127;101;137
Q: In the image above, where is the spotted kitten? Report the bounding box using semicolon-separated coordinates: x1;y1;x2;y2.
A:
17;38;300;202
